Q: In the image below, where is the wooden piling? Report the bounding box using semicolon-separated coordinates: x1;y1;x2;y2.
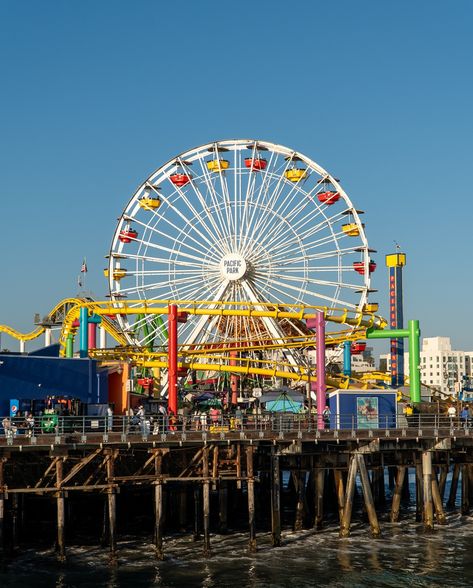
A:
294;471;306;531
415;463;423;522
431;473;447;525
202;446;211;556
219;480;228;533
461;464;470;516
193;484;201;541
315;467;325;530
106;453;117;560
447;463;460;509
356;454;381;537
55;458;66;562
246;445;256;552
334;469;345;525
270;451;281;547
422;451;434;530
438;465;448;501
11;493;19;552
154;451;164;559
390;466;406;523
339;454;357;538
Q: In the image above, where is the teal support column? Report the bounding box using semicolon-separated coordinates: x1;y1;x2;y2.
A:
79;307;89;359
66;334;74;358
343;341;352;377
408;319;421;403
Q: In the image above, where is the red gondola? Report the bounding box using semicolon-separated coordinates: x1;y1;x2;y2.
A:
244;158;267;171
119;229;138;243
137;377;153;388
351;342;366;354
317;191;341;205
353;260;377;275
170;173;191;187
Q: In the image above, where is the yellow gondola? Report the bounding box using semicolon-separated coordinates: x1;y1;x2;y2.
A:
207;159;230;173
139;196;161;210
285;168;307;182
342;222;364;237
363;302;379;313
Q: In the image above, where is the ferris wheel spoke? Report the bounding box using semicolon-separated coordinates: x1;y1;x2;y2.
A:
123;212;216;261
240;156;293;256
270;246;356;267
256;207;347;261
172;160;230;253
255;274;357;309
239;151;277;250
136;238;211;265
116;274;207;296
194;157;234;249
241;158;303;255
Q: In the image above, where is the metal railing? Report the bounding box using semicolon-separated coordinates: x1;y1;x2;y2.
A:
0;412;470;440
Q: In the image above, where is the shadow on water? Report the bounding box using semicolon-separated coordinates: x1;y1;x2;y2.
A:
0;472;471;588
2;514;473;588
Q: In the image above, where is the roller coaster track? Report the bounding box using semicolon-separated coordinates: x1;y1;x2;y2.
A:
0;298;81;342
0;298;129;348
1;297;388;390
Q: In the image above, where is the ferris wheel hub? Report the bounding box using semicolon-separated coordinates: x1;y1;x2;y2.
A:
219;253;247;281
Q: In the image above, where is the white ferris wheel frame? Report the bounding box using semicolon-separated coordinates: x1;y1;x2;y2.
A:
108;139;372;354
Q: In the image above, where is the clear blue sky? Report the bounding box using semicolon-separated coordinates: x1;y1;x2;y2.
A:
1;0;472;353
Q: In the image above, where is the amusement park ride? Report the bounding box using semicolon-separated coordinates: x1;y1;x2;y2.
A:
0;139;421;418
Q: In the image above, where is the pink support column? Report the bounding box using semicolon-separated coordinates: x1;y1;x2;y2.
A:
315;311;326;430
168;304;178;416
88;322;97;349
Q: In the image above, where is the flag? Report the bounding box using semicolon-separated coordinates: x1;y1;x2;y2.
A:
81;258;88;273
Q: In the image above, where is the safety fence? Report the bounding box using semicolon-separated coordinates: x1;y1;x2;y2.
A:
0;413;468;439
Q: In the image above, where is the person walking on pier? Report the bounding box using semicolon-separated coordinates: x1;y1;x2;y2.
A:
461;405;470;428
2;417;17;439
322;405;331;429
448;403;457;426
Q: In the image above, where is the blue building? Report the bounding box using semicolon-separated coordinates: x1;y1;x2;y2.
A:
328;389;397;429
0;345;108;416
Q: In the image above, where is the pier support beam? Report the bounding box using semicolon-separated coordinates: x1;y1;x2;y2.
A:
438;465;448;501
106;453;117;561
11;493;19;552
357;454;381;537
415;464;423;522
431;472;447;525
315;467;325;530
270;451;281;547
390;466;406;523
340;455;357;538
422;451;434;530
202;447;211;556
193;484;201;541
447;463;460;509
334;469;345;525
219;481;228;533
461;464;470;516
154;451;164;559
55;458;66;562
294;471;306;531
246;446;256;552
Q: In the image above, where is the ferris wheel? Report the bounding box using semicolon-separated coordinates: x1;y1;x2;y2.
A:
108;139;374;357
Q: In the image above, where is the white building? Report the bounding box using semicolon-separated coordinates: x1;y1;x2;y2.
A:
308;347;375;374
380;337;473;397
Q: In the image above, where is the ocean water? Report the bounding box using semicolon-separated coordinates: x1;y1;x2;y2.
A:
1;514;473;588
